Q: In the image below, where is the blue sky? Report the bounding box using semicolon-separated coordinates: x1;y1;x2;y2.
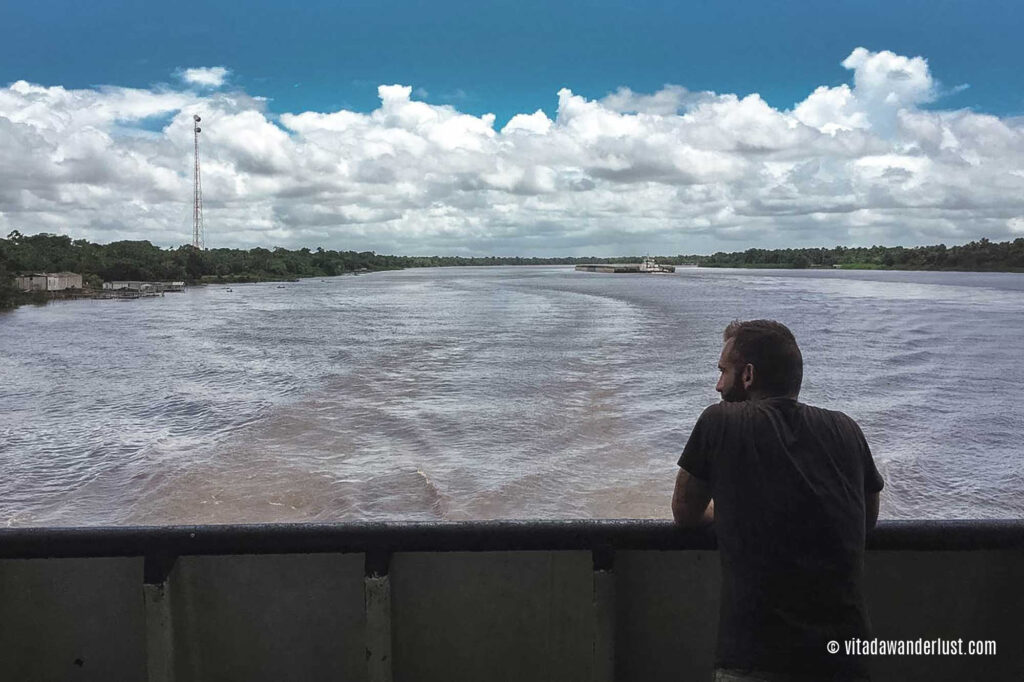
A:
3;0;1021;124
0;0;1022;254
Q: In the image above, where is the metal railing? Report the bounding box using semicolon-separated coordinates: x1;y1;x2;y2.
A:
0;520;1021;682
1;519;1023;560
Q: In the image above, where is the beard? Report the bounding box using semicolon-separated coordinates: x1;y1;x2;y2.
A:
720;371;749;402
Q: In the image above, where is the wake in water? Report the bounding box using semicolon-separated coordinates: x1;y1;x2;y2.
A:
2;267;1024;525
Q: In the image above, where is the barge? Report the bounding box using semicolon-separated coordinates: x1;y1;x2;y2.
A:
576;256;676;274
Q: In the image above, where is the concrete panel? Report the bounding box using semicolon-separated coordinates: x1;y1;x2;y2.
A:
864;550;1024;681
390;551;593;682
0;557;147;682
615;550;720;682
170;553;365;682
615;549;1024;681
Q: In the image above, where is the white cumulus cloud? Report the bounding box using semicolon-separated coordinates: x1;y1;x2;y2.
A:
794;48;936;137
1;49;1022;255
179;66;230;88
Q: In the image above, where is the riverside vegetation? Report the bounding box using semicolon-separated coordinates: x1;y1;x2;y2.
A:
2;231;1023;309
699;238;1024;271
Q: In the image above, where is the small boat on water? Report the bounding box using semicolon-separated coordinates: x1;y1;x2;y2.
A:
638;256;675;273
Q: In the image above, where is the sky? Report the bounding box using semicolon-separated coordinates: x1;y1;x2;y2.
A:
1;0;1022;256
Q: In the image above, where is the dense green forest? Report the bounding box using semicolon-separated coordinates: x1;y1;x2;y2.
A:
700;238;1024;271
2;231;1023;309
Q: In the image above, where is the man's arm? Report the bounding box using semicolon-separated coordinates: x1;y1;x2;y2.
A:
672;468;714;528
865;491;880;531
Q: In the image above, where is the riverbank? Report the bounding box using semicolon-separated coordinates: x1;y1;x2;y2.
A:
0;272;397;311
4;233;1023;310
196;268;392;285
1;287;169;309
699;262;1024;273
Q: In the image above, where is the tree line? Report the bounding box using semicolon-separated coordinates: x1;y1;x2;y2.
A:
0;231;693;307
699;238;1024;271
3;231;1023;309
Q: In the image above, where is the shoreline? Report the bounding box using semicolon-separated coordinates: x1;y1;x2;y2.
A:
5;263;1024;313
698;263;1024;273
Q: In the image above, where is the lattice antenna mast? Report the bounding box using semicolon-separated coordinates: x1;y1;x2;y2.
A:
192;114;205;250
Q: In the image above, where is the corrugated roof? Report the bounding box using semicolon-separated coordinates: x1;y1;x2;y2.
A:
16;272;81;277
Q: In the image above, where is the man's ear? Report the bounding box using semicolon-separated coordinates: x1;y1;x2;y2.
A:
742;363;755;390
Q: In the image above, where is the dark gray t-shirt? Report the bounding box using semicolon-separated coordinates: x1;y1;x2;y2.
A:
680;397;884;679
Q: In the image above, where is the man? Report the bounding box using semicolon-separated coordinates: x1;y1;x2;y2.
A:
672;320;884;682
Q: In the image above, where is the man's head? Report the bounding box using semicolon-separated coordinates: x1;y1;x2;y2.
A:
716;320;802;402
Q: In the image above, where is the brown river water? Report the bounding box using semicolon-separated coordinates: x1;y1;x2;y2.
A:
1;265;1022;526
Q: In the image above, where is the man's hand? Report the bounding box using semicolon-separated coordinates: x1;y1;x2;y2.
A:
672;468;714;528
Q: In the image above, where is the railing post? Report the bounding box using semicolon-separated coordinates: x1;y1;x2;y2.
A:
365;551;393;682
143;554;177;682
593;548;615;682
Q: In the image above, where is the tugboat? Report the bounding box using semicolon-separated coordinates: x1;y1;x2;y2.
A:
638;256;675;273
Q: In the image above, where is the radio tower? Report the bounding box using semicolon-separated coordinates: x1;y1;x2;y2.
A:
192;114;205;249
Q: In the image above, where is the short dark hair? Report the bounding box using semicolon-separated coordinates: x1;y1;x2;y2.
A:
723;319;803;397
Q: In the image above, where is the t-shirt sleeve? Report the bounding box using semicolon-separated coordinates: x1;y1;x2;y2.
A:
678;404;721;481
852;419;884;494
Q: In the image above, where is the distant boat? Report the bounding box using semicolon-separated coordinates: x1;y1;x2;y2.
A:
638;256;675;273
575;256;676;274
225;288;233;292
276;285;286;289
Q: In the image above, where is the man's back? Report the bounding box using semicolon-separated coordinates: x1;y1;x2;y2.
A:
680;397;884;679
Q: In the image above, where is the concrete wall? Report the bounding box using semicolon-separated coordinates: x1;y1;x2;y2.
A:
47;273;82;290
864;550;1023;681
613;549;1024;681
169;554;365;682
390;551;595;682
15;273;82;291
15;275;48;291
0;540;1021;681
615;550;721;681
0;557;147;681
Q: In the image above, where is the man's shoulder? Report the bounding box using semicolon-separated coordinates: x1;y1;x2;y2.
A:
701;399;798;419
700;400;862;428
799;401;859;425
688;402;742;440
693;400;768;435
698;400;746;421
795;402;866;443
